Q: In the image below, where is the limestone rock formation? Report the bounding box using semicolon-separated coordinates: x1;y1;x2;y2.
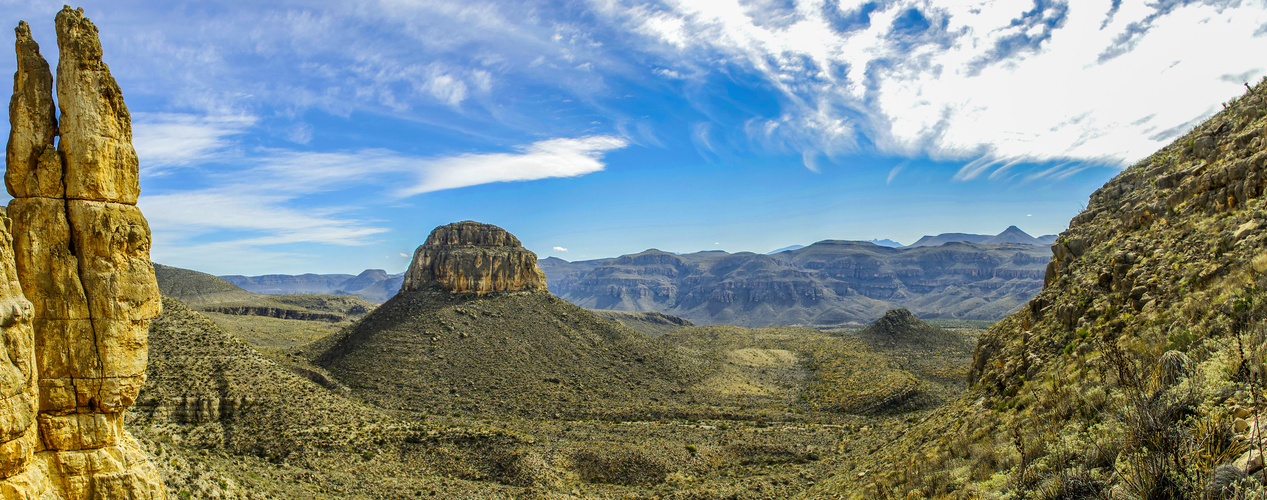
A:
1;7;164;499
402;221;547;294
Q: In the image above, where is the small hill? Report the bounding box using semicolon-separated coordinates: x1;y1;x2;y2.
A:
868;239;903;248
905;226;1050;247
905;232;992;247
856;308;969;350
316;285;699;419
767;244;806;254
153;263;258;306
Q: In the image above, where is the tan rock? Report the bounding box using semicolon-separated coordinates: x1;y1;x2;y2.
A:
0;215;37;480
6;199;89;321
32;433;165;499
403;221;548;294
37;412;122;451
1235;221;1260;241
53;7;139;205
0;424;37;480
5;21;61;199
1234;448;1264;474
67;201;160;321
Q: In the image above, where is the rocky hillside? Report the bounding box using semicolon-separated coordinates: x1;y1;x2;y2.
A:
133;298;380;456
542;240;1049;327
816;79;1267;498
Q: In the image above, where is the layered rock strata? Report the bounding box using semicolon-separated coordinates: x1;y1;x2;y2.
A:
1;7;164;499
402;221;548;294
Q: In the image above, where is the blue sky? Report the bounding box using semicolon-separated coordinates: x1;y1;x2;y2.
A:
2;0;1265;275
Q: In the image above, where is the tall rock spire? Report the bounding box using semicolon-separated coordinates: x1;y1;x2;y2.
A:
5;21;60;199
1;6;165;499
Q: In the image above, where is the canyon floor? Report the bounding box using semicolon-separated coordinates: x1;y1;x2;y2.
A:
132;271;982;499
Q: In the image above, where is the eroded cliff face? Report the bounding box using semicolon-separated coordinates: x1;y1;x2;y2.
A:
402;221;548;294
1;7;164;499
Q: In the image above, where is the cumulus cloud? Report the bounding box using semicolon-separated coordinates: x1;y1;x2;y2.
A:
599;0;1267;170
397;135;628;196
552;246;568;252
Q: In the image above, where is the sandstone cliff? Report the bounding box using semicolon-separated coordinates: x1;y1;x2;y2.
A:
402;221;547;295
1;7;164;498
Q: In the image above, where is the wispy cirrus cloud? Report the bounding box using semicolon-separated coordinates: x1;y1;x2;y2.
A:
141;191;388;247
138;131;625;270
132;112;256;172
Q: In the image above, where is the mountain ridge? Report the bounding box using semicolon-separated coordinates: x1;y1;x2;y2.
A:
222;269;404;303
542;240;1050;327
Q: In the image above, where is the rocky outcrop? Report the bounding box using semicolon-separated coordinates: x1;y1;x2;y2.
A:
402;221;547;294
1;7;164;498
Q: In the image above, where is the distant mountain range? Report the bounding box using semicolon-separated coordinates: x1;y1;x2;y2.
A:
906;226;1057;248
769;226;1056;252
219;226;1054;318
539;239;1050;328
221;269;404;303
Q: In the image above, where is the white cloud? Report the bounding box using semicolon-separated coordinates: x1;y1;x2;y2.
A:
132;113;256;172
140;191;388;247
886;162;906;184
286;123;313;144
138;133;624;269
552;246;568;252
602;0;1267;170
397;135;628;196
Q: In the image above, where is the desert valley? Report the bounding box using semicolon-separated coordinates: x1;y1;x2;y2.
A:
4;4;1267;500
